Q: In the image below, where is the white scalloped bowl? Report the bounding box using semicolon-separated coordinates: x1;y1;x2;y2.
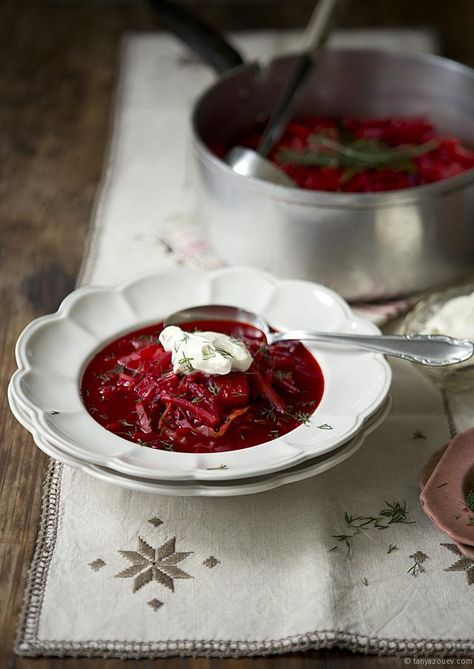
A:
9;268;391;481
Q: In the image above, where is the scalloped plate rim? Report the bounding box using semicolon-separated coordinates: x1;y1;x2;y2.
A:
10;267;392;480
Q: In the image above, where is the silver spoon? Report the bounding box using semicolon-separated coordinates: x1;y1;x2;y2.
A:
226;0;341;187
164;304;474;367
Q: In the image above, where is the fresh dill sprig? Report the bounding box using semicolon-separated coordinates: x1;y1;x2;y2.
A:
214;346;233;359
465;489;474;513
379;500;415;526
259;406;277;421
107;363;125;376
465;489;474;526
94;372;110;382
177;355;194;373
331;501;415;556
413;430;427;440
202;344;216;360
290;410;312;426
208;380;220;396
229;336;247;350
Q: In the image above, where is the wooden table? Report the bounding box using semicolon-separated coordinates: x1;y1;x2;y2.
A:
1;2;473;667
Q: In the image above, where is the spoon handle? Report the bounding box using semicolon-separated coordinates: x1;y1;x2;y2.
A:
257;0;342;157
269;331;474;367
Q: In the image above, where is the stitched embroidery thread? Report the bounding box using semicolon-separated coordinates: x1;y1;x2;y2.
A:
115;536;193;593
148;517;163;528
442;543;474;585
147;599;164;611
88;559;106;572
203;556;220;569
407;551;429;577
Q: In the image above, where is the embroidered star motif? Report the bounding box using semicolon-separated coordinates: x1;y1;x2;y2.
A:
115;536;193;593
442;543;474;585
148;517;163;528
203;556;220;569
88;558;106;572
147;599;163;611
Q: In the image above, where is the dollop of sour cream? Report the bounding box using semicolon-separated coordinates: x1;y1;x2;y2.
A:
422;292;474;342
159;325;253;376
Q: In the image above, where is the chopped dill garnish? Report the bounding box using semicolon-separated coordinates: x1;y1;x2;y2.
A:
94;373;110;382
290;410;312;426
362;578;369;586
206;464;228;471
191;396;204;403
331;501;415;556
229;336;246;349
214;346;233;359
465;489;474;512
379;500;415;526
387;544;398;554
119;419;134;427
269;429;280;439
137;439;152;447
259;406;277;421
208;380;220;396
316;423;333;430
413;430;427;440
136;334;159;344
107;363;125;376
49;410;60;416
202;344;216;360
177;355;194;373
465;489;474;526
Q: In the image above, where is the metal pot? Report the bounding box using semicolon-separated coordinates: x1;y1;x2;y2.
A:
155;2;474;301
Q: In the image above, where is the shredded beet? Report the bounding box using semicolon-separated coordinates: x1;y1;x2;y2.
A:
211;116;474;193
81;320;324;453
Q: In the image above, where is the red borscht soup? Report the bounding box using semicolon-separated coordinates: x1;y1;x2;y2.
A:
81;320;324;453
211;116;474;193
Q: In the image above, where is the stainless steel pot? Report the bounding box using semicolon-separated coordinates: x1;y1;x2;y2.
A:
154;2;474;301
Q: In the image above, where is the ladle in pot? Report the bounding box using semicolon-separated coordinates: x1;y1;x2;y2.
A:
164;304;474;367
226;0;342;186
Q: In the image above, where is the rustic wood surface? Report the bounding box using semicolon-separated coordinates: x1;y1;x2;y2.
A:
1;2;473;668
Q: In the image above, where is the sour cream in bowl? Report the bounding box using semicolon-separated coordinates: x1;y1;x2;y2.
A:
402;284;474;391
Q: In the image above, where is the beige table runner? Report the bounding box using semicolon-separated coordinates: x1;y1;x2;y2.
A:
16;32;474;658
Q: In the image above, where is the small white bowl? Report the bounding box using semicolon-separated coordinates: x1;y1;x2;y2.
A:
402;284;474;392
9;267;391;481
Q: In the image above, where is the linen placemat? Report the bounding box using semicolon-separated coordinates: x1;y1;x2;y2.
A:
16;31;474;659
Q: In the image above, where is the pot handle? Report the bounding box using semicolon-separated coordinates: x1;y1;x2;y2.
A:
150;0;245;75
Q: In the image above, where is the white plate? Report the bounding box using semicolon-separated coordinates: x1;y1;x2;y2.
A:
9;268;391;481
8;385;391;497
